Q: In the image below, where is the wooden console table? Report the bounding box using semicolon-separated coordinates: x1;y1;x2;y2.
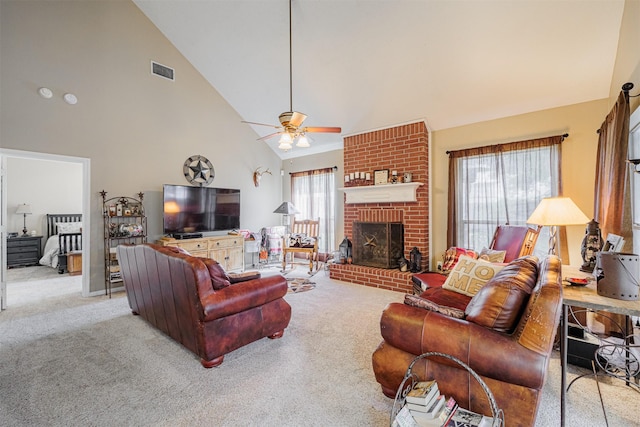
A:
157;235;244;272
560;265;640;426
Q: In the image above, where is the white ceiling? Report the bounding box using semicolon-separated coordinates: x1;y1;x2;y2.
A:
134;0;625;160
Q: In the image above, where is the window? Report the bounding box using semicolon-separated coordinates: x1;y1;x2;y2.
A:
448;135;564;257
290;167;336;253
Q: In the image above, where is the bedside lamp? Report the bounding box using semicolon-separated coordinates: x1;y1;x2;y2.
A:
273;202;299;234
16;203;32;236
527;197;589;256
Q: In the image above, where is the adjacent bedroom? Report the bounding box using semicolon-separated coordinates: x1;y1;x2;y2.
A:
5;156;83;302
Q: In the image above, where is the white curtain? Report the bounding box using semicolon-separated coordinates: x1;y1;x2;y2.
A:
291;167;336;253
448;136;563;258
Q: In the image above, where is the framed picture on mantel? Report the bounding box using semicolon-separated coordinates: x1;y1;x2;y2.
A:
374;169;389;185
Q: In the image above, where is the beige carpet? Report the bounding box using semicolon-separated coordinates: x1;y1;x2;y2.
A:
1;265;639;426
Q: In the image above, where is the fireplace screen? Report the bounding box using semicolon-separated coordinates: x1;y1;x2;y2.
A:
352;222;404;268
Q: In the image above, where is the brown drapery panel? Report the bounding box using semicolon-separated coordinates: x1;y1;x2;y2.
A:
446;135;565;248
594;90;632;249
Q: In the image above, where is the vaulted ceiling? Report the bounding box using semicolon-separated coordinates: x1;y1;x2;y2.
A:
134;0;625;159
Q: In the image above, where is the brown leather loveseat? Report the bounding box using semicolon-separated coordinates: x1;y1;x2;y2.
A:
117;243;291;368
372;255;562;427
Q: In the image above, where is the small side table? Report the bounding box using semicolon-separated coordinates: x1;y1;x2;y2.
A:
67;251;82;276
7;235;43;268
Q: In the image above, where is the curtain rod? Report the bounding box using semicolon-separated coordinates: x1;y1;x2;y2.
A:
289;165;338;175
623;82;639;97
445;133;568;155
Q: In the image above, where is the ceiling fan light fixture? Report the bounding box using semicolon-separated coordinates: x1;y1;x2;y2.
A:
296;134;310;148
278;132;293;151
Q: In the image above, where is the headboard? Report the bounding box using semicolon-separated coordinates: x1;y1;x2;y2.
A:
46;214;82;238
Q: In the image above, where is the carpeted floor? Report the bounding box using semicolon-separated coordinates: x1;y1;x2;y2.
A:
1;265;639;426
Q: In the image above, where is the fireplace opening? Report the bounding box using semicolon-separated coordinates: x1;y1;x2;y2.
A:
352;222;404;268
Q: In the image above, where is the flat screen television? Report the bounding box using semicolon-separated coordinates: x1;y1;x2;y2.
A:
163;184;240;236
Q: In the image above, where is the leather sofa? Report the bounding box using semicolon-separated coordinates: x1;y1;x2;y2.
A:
372;255;562;427
117;243;291;368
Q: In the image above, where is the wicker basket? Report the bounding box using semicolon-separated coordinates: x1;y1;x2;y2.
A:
391;351;504;427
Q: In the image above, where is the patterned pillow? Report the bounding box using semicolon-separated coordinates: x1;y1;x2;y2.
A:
57;222;82;233
404;294;465;319
478;247;507;263
201;258;231;290
442;255;505;297
441;247;478;275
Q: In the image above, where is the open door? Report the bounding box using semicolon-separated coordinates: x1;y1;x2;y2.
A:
1;155;7;310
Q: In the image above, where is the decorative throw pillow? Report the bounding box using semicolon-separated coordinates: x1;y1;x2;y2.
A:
478;247;507;263
57;222;82;233
441;247;478;275
442;255;505;297
465;256;539;333
201;258;231;290
404;294;465;319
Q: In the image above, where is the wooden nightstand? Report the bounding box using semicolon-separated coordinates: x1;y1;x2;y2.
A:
7;235;43;268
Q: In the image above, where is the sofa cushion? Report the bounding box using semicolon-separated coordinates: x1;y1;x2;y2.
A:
404;294;465;319
201;258;231;290
441;247;478;275
442;255;505;297
464;256;539;333
419;286;472;312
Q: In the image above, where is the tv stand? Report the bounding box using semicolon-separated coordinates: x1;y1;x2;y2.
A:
172;232;203;240
157;235;244;272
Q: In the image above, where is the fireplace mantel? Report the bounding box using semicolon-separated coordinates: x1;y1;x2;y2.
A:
339;182;423;204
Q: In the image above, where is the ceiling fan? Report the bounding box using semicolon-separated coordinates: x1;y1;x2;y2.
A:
242;0;341;151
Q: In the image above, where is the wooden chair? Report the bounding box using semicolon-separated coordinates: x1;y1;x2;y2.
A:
282;218;319;274
489;224;541;262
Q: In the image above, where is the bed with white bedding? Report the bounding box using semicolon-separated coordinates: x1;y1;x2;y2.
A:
39;214;82;273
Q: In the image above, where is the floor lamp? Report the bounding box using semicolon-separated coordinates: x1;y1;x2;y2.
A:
527;196;589;256
16;203;32;236
273;201;299;234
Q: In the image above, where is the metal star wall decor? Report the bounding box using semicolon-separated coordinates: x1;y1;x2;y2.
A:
183;155;214;186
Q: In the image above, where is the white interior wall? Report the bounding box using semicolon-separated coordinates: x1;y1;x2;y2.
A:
6;158;82;237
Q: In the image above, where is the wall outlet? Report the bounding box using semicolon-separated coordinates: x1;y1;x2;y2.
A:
437;261;443;271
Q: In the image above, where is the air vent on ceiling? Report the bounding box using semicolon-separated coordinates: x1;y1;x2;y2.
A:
151;61;175;81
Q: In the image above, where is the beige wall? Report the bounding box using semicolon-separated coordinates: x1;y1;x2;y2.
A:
1;1;282;293
610;0;640;111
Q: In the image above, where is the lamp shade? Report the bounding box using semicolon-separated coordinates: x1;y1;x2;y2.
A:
273;202;300;215
527;197;589;226
16;204;32;215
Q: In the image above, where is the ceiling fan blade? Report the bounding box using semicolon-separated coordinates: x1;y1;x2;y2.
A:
303;126;342;133
241;120;281;129
289;111;307;128
257;131;283;141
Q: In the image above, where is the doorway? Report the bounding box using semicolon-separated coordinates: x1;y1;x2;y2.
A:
0;149;90;310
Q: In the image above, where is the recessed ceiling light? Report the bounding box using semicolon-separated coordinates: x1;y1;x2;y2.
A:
38;87;53;99
63;93;78;105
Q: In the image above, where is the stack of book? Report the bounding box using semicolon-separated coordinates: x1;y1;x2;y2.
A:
393;380;494;427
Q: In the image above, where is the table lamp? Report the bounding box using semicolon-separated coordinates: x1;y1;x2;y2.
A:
16;203;32;236
273;201;299;234
527;196;589;255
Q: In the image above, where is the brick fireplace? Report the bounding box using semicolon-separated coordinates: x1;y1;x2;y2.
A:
330;121;429;293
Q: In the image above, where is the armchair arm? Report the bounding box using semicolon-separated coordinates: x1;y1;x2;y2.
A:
202;275;287;321
381;302;550;389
